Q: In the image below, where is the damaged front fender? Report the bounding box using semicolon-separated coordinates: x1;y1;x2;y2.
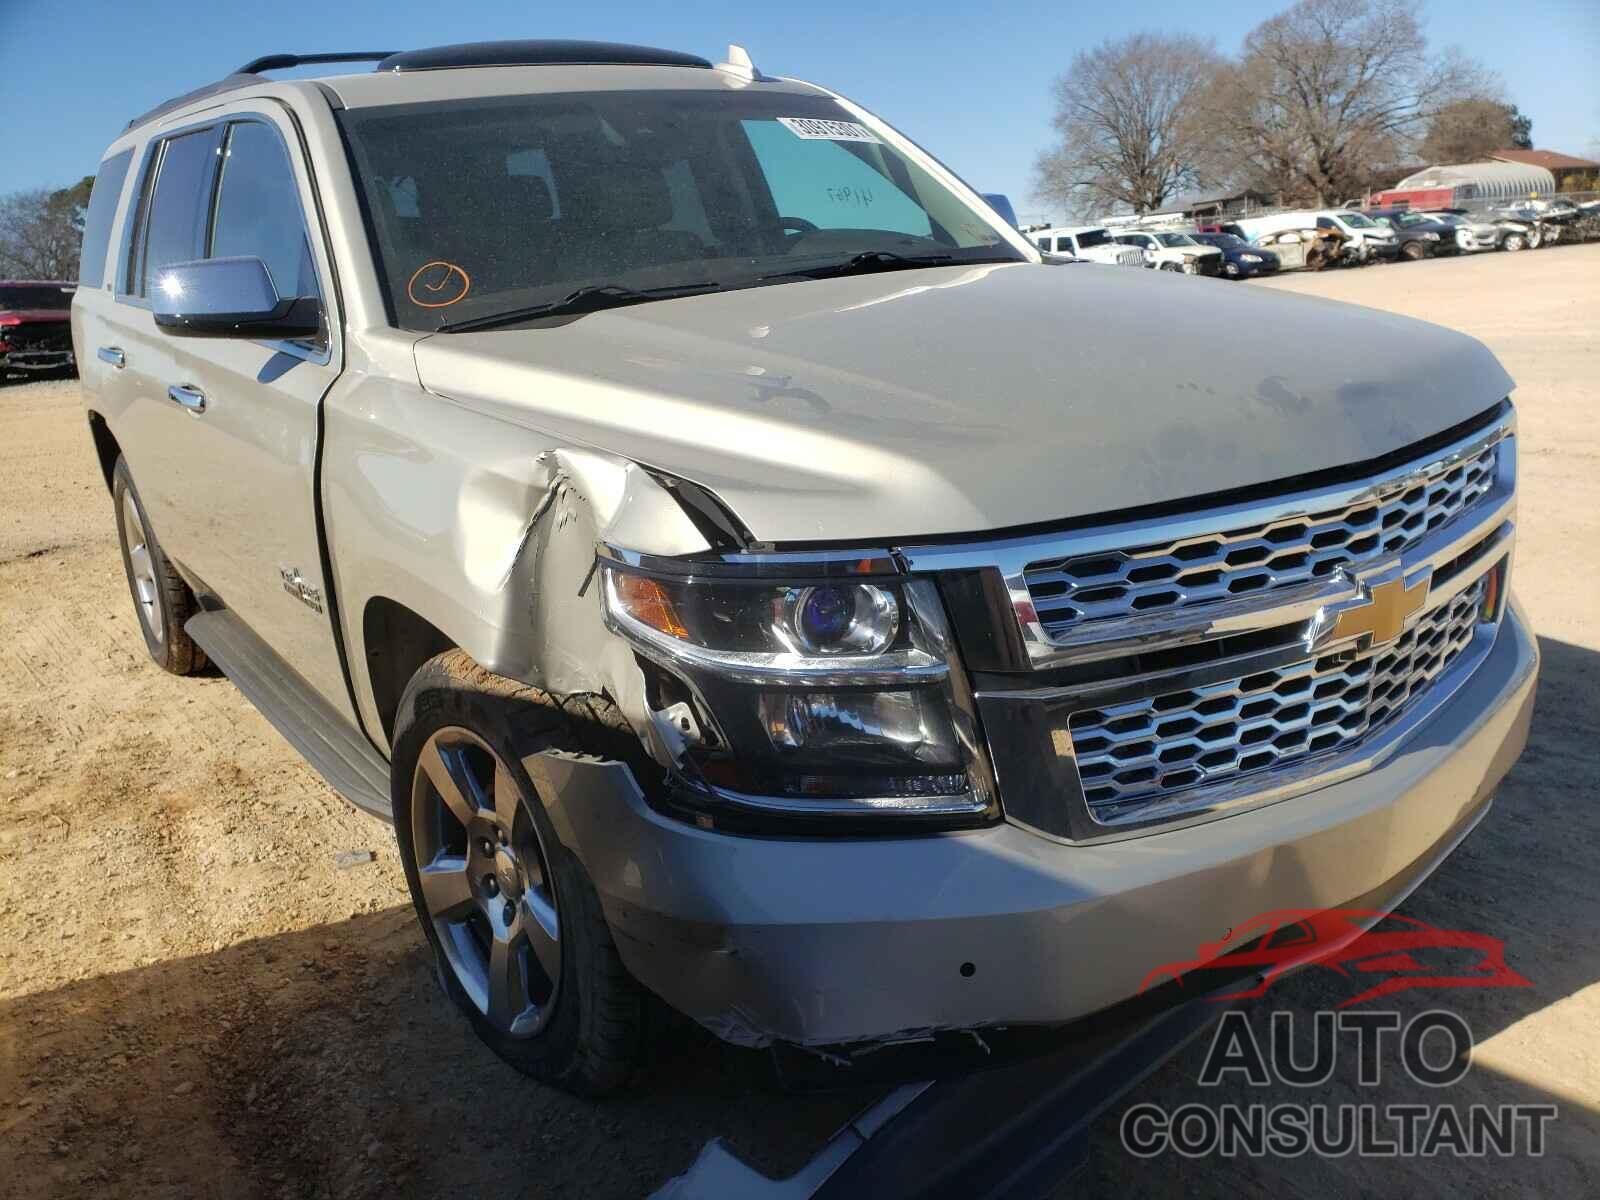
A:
321;363;714;763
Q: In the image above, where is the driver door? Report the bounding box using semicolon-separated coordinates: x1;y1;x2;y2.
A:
123;107;354;720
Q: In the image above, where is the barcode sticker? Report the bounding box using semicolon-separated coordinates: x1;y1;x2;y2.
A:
777;117;883;144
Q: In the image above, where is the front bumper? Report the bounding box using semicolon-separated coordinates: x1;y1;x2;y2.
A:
1227;257;1277;277
0;348;75;372
528;600;1537;1047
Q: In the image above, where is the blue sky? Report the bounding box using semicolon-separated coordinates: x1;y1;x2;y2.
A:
2;0;1595;223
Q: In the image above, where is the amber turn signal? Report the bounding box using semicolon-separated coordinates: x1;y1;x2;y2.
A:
612;573;689;639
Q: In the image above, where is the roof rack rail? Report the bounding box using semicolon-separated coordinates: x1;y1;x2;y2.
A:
375;40;711;72
125;40;712;134
236;51;398;75
125;50;399;131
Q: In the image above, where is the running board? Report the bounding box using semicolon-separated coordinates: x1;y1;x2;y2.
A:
186;610;393;820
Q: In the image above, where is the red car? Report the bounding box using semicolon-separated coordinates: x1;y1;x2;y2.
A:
0;280;78;381
1140;907;1531;1008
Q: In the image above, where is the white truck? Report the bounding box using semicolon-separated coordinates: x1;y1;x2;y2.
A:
1032;225;1146;267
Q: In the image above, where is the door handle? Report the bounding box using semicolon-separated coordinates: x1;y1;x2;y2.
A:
167;384;207;415
97;346;126;369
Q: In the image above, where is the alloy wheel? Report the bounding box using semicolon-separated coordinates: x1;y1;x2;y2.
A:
411;726;561;1037
121;490;163;645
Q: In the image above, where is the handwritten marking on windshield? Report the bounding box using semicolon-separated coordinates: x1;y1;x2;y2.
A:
407;261;472;308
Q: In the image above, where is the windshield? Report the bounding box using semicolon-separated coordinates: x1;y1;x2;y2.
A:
337;90;1023;331
0;284;75;311
1203;233;1244;248
1341;213;1378;229
1074;230;1111;249
1155;232;1196;247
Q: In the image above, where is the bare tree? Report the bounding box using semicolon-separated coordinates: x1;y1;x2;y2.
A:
1032;34;1225;218
1506;105;1533;150
1418;99;1526;164
0;177;92;280
1198;0;1492;206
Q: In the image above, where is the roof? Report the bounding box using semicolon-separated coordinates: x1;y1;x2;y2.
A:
126;40;723;131
1489;149;1600;171
327;61;811;111
1392;160;1556;194
1168;187;1275;209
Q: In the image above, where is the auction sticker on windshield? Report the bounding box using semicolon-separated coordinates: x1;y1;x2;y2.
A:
777;116;883;143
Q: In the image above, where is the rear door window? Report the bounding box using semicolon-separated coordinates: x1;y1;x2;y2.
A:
79;149;134;288
210;121;321;302
136;127;221;296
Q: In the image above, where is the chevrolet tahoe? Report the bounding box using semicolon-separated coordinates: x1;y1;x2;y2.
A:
71;39;1538;1096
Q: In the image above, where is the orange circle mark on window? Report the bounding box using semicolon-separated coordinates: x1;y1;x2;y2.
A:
407;261;472;308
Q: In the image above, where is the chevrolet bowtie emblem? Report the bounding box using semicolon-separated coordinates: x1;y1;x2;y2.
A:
1318;573;1430;649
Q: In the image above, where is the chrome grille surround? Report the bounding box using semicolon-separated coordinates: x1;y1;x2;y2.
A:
1071;577;1487;823
898;407;1518;842
1022;439;1498;639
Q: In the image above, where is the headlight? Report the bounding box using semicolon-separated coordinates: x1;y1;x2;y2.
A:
1421;232;1439;241
603;571;933;676
601;560;995;826
1241;253;1263;263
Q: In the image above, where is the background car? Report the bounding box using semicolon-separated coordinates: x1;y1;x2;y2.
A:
1420;209;1508;253
1112;230;1224;275
1190;231;1280;278
1032;225;1147;266
0;280;77;381
1368;209;1455;260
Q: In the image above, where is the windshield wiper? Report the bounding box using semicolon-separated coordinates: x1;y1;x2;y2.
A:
760;250;1011;282
438;281;724;334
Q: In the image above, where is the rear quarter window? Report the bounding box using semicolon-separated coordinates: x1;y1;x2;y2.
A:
79;149;134;288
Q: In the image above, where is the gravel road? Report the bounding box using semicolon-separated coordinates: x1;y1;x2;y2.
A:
2;244;1595;1199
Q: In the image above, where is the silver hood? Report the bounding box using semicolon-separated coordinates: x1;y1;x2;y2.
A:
413;262;1512;544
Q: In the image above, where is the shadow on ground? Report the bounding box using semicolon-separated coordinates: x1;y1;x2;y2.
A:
2;901;875;1199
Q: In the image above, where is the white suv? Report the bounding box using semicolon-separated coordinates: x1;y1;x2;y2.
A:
1033;225;1146;267
71;38;1537;1096
1112;230;1224;275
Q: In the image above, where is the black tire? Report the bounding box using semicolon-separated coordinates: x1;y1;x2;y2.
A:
390;650;644;1096
1503;233;1525;252
112;455;207;675
1401;240;1429;261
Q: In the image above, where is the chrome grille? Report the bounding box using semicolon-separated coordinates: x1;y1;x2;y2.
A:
1070;578;1487;823
1024;441;1498;638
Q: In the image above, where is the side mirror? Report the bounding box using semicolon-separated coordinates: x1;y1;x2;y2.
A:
981;192;1019;230
151;257;321;340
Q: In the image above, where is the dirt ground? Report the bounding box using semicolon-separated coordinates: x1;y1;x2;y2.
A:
2;244;1596;1199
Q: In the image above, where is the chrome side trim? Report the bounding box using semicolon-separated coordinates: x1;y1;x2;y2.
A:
683;781;989;818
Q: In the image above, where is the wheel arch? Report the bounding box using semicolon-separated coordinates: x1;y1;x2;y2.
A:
362;595;457;748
